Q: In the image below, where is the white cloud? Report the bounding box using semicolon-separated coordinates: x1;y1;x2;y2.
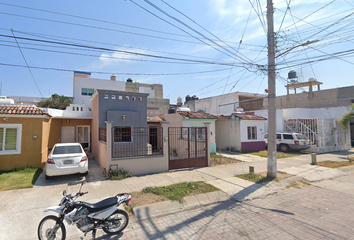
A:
94;46;148;68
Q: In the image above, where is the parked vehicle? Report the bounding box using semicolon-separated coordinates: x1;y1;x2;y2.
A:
37;182;132;240
264;132;311;152
45;143;88;179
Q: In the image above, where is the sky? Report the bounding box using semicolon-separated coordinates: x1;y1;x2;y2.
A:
0;0;353;104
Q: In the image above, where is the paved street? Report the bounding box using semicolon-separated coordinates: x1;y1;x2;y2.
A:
1;150;354;239
82;182;354;240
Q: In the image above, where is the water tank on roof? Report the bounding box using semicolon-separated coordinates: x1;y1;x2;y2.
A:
126;78;133;82
110;74;117;81
309;78;317;82
177;97;182;106
185;95;191;102
191;95;199;100
177;106;191;112
168;107;176;114
0;96;15;105
288;70;297;79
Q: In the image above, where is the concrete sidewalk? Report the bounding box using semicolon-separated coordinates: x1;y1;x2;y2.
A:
0;149;353;240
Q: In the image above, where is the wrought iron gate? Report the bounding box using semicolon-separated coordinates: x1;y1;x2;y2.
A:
168;127;208;170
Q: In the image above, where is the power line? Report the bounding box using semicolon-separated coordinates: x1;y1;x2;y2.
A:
129;0;238;59
0;34;259;68
159;0;253;63
0;62;234;76
10;29;43;97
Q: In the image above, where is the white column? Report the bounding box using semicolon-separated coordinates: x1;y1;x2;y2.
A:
203;122;211;167
105;121;113;169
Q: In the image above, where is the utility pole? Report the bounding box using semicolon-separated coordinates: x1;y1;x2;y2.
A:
266;0;277;178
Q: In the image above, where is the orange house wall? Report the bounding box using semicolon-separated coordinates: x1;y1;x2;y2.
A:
48;118;92;149
0;117;49;170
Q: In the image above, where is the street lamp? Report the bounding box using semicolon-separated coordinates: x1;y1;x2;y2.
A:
276;40;319;58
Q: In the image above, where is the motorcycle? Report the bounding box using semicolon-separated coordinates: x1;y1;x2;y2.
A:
37;182;132;240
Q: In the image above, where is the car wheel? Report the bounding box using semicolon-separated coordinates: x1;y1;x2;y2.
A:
81;171;88;176
279;144;290;152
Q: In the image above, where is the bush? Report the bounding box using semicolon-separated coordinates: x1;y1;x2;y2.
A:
108;168;132;181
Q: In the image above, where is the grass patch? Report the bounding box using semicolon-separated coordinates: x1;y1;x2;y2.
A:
316;160;354;168
141;181;218;203
286;180;311;189
235;171;292;184
0;167;42;191
245;150;297;158
210;154;241;166
236;173;278;183
109;168;132;181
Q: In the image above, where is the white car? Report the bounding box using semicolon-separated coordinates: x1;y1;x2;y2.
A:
264;132;311;152
45;143;88;179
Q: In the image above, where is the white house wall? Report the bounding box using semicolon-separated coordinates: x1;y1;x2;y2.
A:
254;109;284;132
239;120;266;142
215;119;231;151
186;94;239;115
73;76;125;109
255;107;351;132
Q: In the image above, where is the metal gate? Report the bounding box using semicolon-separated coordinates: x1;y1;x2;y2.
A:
168;127;208;170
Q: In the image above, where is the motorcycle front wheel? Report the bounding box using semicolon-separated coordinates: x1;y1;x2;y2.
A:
102;209;129;235
38;215;66;240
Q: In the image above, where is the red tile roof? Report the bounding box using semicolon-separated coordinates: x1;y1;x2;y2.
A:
147;116;165;122
178;112;217;119
232;113;267;120
0;105;51;117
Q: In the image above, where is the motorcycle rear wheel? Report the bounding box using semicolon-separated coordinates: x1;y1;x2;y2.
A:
38;215;66;240
102;209;129;235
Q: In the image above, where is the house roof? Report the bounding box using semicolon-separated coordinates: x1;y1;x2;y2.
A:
0;105;52;117
147;116;165;122
232;113;267;120
178;112;218;119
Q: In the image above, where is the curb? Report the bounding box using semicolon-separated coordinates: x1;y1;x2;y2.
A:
132;191;229;221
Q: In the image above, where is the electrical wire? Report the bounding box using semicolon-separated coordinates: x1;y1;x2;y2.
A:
10;29;43;97
0;62;233;76
0;34;258;68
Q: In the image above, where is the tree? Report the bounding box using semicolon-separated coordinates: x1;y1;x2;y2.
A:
37;94;72;110
339;103;354;129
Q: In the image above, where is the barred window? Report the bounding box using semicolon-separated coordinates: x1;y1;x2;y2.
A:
114;127;132;142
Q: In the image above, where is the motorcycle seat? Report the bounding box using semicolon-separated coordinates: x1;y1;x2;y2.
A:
81;197;117;212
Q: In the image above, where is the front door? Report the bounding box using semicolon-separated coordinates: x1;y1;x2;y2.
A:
62;126;75;143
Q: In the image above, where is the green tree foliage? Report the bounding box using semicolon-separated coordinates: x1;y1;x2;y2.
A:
37;94;72;110
340;103;354;129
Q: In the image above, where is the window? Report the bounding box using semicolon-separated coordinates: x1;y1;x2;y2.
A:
104;94;109;99
0;124;22;155
125;96;129;100
139;97;142;101
53;145;82;155
247;126;257;140
190;125;205;141
114;127;132;142
112;95;116;99
77;126;90;149
132;96;136;100
119;96;123;100
191;128;205;141
283;134;294;139
81;88;94;96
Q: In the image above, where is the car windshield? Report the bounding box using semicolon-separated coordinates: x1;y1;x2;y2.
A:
296;134;308;140
53;146;82;155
